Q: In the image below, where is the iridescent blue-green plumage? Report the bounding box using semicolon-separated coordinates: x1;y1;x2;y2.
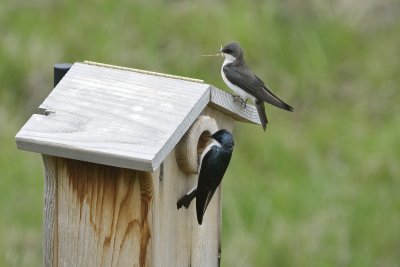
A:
177;129;234;224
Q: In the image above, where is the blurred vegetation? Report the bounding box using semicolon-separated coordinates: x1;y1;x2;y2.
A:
1;0;400;266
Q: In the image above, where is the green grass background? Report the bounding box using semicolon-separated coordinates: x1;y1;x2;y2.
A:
1;0;400;266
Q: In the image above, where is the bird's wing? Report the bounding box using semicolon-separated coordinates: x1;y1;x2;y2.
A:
223;64;293;111
196;146;231;224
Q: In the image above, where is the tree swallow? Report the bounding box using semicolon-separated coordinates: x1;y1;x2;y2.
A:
219;42;294;131
177;129;234;225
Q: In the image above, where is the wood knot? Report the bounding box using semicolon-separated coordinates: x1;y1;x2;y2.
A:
175;115;219;174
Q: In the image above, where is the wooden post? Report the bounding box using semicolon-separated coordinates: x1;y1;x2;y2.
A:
54;63;72;87
15;61;260;267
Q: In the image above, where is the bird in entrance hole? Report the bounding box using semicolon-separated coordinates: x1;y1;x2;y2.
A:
177;129;234;225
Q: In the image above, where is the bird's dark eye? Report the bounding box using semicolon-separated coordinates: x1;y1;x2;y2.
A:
225;49;233;53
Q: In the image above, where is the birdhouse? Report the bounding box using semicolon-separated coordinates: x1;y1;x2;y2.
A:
15;61;260;267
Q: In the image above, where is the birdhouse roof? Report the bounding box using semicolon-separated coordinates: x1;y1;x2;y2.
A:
16;61;260;171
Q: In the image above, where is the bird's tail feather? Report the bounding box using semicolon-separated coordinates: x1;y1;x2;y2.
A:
177;189;197;209
272;100;293;112
255;100;268;131
260;86;294;112
196;190;216;225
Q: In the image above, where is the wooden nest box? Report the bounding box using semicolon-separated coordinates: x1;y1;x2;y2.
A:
15;61;261;267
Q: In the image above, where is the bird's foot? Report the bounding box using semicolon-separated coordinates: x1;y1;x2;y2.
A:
232;95;247;107
231;94;241;101
232;96;247;109
177;191;196;209
177;196;190;209
241;99;248;109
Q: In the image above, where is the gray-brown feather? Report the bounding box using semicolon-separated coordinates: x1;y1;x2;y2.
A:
223;63;293;112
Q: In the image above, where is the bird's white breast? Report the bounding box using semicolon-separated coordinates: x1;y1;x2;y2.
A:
221;56;255;103
198;139;221;173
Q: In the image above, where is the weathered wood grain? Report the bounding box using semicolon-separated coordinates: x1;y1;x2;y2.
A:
209;86;261;125
53;150;226;266
201;106;235;133
16;62;211;172
42;155;58;267
15;62;259;173
15;62;248;267
166;106;233;267
56;158;154;267
38;106;234;267
175;115;219;175
152;151;220;267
